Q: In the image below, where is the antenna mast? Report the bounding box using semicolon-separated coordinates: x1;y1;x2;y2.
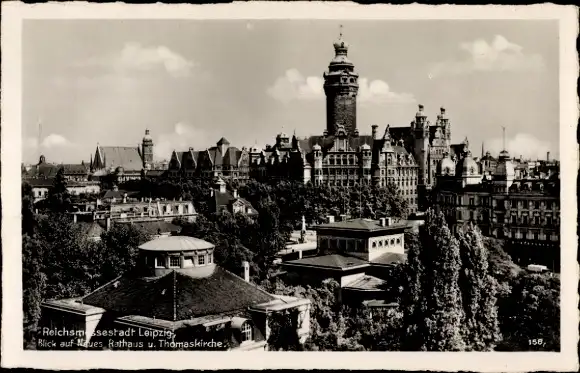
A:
501;125;506;151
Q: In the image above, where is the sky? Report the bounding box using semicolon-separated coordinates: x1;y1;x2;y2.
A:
22;19;559;164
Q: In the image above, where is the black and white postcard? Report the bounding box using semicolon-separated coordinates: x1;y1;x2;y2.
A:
1;2;578;371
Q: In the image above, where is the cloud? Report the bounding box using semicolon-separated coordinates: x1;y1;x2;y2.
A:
77;42;194;78
358;78;416;104
154;122;216;161
430;35;545;77
267;69;414;105
266;69;324;103
486;133;554;160
41;134;70;148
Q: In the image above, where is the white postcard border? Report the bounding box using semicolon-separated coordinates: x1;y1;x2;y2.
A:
1;2;578;371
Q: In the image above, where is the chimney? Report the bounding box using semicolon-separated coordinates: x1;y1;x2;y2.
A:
327;215;335;223
371;125;378;140
301;215;306;232
547;151;550;162
73;214;77;224
380;217;386;227
123;193;128;204
106;217;111;231
242;261;250;282
233;189;238;198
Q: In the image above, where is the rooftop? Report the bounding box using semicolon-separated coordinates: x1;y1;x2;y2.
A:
139;236;214;252
283;253;369;271
82;267;276;321
316;218;411;233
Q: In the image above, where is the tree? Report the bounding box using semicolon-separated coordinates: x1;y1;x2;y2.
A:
497;272;560;351
98;223;151;281
457;224;501;351
22;234;47;349
402;209;465;351
267;308;304;351
46;168;71;212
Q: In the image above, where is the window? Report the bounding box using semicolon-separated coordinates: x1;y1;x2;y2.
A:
378;240;383;247
155;256;165;268
207;253;213;264
546;216;553;226
169;256;180;268
198;255;205;265
469;198;474;206
372;241;377;248
535;201;540;210
396;238;401;245
241;322;253;342
390;239;395;246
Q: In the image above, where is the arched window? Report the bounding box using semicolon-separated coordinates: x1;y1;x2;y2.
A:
241;322;253;342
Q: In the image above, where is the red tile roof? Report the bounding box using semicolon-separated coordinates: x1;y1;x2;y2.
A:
82;267;276;321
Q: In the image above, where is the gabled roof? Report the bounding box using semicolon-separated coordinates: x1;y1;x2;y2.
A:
216;137;230;146
343;275;387;291
102;189;138;200
283;254;369;270
214;191;258;215
98;146;143;172
81;267;276;321
371;252;406;266
61;164;89;175
223;147;242;166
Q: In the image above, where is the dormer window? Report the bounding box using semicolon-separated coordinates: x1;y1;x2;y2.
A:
155;256;165;268
198;255;205;266
241;322;253;342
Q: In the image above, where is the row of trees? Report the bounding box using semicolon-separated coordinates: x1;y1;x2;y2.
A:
264;210;560;352
121;177;409;229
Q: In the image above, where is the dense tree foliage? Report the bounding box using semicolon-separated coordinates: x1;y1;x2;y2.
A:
497;272;560;351
457;224;501;351
21;209;150;348
403;210;465;351
121;178;408;229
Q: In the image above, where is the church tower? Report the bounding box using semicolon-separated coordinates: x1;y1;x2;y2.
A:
323;26;359;137
142;129;154;168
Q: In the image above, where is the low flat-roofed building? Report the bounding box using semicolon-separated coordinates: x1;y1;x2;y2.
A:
281;217;412;306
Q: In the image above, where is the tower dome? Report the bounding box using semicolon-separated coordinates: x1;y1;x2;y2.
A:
438;152;456;176
333;37;349;53
457;150;479;176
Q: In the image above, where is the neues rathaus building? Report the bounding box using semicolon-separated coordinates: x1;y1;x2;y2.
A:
248;33;470;213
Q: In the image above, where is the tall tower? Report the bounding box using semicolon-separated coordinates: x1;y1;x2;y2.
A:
142;129;154;168
323;26;359;137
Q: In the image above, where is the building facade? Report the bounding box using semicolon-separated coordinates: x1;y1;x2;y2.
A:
91;129;167;183
247;33;425;213
168;137;251;183
433;145;560;268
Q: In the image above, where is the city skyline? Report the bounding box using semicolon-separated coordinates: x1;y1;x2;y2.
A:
22;19;559;164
